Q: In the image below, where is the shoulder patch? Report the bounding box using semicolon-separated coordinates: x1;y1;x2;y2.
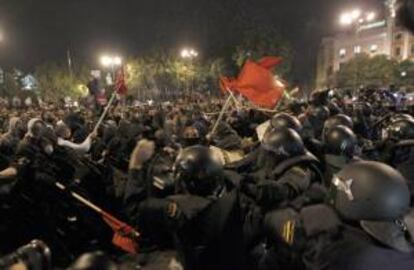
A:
264;208;300;246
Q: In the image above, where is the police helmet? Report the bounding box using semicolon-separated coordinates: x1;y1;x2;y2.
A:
324;125;358;157
174;146;223;196
270;113;302;132
262;128;306;158
332;161;410;222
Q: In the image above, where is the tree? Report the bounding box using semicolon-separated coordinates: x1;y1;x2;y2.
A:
335;54;398;88
0;72;21;97
35;62;89;101
125;51;226;99
199;58;226;93
125;58;147;97
397;60;414;90
232;24;292;78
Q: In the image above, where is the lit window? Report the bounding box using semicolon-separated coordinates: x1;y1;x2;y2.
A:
339;48;346;57
370;44;378;52
354;45;362;54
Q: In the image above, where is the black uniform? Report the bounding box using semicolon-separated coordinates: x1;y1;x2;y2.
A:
130;146;261;270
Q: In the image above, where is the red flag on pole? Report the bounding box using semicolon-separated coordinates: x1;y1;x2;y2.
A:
54;182;139;254
102;211;139;254
115;67;128;95
257;56;283;70
220;57;285;109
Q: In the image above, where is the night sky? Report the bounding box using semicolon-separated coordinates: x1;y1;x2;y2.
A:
0;0;383;85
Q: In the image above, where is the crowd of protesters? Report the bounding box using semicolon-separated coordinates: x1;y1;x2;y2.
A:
0;87;413;269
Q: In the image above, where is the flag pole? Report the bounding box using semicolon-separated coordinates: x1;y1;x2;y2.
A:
54;181;140;253
93;92;116;134
54;181;140;237
228;90;241;110
210;94;233;135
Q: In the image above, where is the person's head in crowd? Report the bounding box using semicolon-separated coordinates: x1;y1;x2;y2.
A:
41;111;57;127
181;126;201;147
26;118;47;139
55;120;72;140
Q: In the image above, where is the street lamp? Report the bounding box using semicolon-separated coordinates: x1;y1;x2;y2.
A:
100;54;122;85
366;12;376;22
100;55;122;68
340;13;353;25
180;48;198;59
339;9;376;26
180;48;198;93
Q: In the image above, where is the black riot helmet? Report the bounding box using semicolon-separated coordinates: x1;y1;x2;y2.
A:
332;161;410;222
174;146;224;196
324;125;358;158
323;114;353;136
386;119;414;141
308;106;330;122
270;113;302;132
261;127;306;158
310;90;329;106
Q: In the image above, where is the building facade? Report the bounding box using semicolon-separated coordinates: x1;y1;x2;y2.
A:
316;8;414;89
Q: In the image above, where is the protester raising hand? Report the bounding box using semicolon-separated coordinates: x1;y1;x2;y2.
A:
129;139;155;170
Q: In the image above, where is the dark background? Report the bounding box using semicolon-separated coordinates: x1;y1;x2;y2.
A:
0;0;383;86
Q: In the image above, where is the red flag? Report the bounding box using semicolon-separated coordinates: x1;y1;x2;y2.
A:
257;56;282;70
115;67;128;95
220;57;285;109
53;182;139;254
102;211;139;254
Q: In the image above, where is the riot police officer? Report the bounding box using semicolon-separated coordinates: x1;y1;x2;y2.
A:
133;145;258;270
381;119;414;202
243;127;323;211
322;125;360;186
304;161;414;270
250;127;324;270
